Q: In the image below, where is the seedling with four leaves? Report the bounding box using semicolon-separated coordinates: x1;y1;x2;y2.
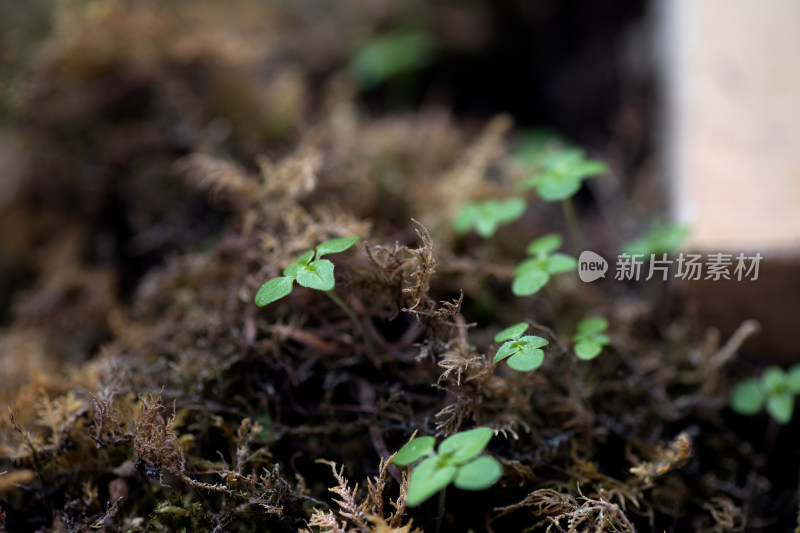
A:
730;365;800;424
254;237;360;307
392;427;503;508
453;197;527;238
572;316;610;360
519;147;608;202
513;233;577;296
493;322;549;372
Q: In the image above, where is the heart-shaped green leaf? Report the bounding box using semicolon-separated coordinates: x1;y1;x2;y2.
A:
730;378;765;415
295;259;335;291
766;392;794;424
406;456;457;507
494;342;519;363
536;174;582;202
439;427;494;464
474;213;500;238
512;268;549;296
577;316;609;335
507;347;545;372
494;322;529;343
454;456;503;491
394;436;435;466
349;32;434;89
762;366;787;394
518;335;549;349
453;204;478;234
315;237;360;259
495;197;527;222
526;233;563;256
544;253;578;274
575;340;602;360
254;276;295;307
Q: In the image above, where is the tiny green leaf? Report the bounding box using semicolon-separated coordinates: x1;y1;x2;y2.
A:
512;268;549;296
577;316;609;334
295;259;335;291
518;335;549;349
536;175;582;202
494;322;529;343
495;197;528;222
474;213;499;239
762;366;787;394
730;378;765;415
349;32;435;89
394;436;436;466
544;253;578;274
453;204;478;234
406;456;457;507
507;347;545;371
254;276;295;307
438;427;494;464
574;340;602;360
766;392;794;424
453;456;503;491
526;233;563;256
283;250;315;277
494;342;519;363
315;237;360;259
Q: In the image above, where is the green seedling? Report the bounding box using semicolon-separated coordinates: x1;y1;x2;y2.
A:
519;147;608;202
255;237;360;306
516;144;607;246
393;427;502;508
730;365;800;424
512;233;577;296
572;316;610;360
349;31;435;89
453;197;527;238
493;322;549;372
623;221;690;255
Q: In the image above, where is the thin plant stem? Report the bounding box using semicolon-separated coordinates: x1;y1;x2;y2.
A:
561;197;582;251
324;290;375;355
435;487;446;533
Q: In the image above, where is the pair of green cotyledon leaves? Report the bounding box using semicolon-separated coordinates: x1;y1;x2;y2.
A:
254;237;360;307
393;427;502;507
512;233;577;297
731;365;800;424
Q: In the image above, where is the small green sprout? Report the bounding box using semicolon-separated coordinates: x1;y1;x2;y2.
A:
453;197;527;238
622;220;690;255
519;147;608;202
254;237;359;307
512;233;577;296
349;31;435;89
393;427;503;507
493;322;549;372
572;316;610;360
730;365;800;424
